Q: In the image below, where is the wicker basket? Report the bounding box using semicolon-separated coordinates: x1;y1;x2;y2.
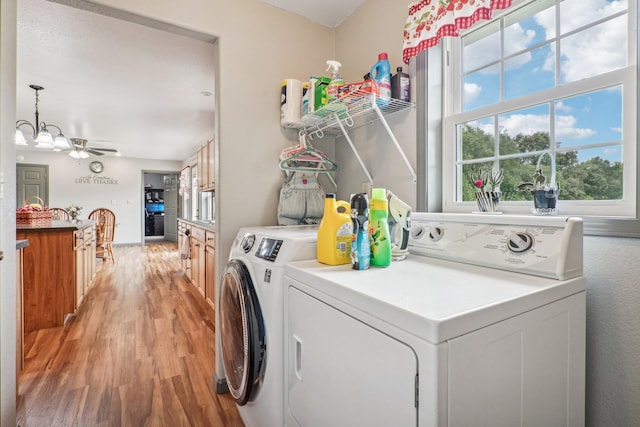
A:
16;196;53;225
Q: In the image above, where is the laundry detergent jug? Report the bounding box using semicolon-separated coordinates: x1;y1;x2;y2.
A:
317;193;352;265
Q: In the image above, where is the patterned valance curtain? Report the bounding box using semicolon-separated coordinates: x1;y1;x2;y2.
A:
402;0;513;64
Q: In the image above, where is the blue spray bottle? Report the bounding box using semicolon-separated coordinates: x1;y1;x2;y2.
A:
370;52;392;108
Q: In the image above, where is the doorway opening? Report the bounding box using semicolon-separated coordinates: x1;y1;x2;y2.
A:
143;171;179;244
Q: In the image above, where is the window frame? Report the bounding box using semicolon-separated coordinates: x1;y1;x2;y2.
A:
436;0;639;227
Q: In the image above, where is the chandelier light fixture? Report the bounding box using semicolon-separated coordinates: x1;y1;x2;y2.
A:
16;84;70;150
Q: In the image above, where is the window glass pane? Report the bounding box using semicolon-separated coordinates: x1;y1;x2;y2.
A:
504;0;555;56
463;64;500;111
463;21;500;72
555;86;622;149
505;44;555;100
461;119;495;161
498;104;551;155
560;15;627;84
560;0;627;35
557;147;623;200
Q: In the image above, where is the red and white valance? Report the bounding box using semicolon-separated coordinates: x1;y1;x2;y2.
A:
402;0;512;64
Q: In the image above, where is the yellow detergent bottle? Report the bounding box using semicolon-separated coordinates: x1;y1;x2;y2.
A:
317;193;352;265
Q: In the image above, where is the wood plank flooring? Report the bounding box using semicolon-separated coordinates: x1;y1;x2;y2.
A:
17;242;244;427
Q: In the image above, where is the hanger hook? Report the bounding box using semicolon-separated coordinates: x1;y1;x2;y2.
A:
314;125;324;139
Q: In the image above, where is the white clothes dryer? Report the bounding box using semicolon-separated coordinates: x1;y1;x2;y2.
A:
283;213;586;427
220;225;318;427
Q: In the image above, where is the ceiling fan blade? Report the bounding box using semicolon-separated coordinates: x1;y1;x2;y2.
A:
91;148;118;153
87;149;105;156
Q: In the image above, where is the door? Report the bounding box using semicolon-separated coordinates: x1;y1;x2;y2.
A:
219;259;265;405
286;285;418;427
16;164;48;207
163;174;178;242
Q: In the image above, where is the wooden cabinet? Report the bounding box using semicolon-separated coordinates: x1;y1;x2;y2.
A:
190;226;206;296
197;138;215;191
205;231;216;310
17;221;97;333
16;244;26;378
74;226;96;309
178;220;215;310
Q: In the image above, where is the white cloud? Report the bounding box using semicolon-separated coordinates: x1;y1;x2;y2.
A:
536;0;628;82
464;83;482;104
492;113;596;140
555;101;572;113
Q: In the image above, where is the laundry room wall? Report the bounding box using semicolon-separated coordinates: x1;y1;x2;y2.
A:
16;151;181;245
333;0;417;206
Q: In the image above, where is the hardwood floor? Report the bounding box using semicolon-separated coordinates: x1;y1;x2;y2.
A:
17;243;244;427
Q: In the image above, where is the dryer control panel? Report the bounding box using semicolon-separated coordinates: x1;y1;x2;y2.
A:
408;213;583;280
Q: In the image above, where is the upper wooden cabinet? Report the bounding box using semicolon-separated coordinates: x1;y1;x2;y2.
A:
197;138;215;191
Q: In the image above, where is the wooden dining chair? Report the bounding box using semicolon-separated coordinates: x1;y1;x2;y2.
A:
50;207;70;220
88;208;116;263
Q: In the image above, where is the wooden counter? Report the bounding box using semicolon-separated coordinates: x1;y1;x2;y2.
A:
17;220;97;333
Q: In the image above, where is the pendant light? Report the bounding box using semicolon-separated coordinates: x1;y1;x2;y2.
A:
16;84;70;150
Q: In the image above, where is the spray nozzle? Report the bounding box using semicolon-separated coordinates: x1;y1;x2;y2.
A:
326;60;342;74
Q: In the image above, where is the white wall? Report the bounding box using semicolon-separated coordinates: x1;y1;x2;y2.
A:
334;0;417;206
0;0;18;424
17;151;181;245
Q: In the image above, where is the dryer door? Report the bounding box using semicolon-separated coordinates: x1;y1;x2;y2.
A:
220;259;266;405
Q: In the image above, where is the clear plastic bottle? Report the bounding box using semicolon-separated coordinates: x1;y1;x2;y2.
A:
326;60;344;104
317;193;352;265
350;193;370;270
369;188;391;267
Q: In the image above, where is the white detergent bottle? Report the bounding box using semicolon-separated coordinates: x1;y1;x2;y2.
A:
325;60;344;104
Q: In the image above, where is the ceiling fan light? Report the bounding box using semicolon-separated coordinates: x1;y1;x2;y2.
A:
35;130;54;148
15;129;28;146
79;151;90;159
69;150;81;159
54;135;70;149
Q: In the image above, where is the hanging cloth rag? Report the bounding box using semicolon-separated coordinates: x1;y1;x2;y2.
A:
402;0;513;64
180;230;191;260
278;171;325;226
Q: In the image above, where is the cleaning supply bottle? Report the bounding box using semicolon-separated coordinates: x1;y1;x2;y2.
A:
391;66;410;102
369;188;391;267
370;53;392;108
350;193;370;270
317;193;353;265
326;60;345;104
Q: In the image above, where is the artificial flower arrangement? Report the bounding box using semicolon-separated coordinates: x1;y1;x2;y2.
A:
66;204;82;221
515;151;559;214
469;167;504;212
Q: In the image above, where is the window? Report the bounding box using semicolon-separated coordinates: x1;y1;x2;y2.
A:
442;0;637;218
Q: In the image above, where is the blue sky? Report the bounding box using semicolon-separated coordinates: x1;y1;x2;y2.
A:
462;0;628;163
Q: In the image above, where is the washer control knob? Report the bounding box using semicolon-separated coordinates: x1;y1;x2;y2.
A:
507;232;534;253
429;227;444;242
411;226;426;240
240;233;256;253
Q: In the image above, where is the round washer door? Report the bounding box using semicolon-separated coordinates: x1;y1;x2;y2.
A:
220;259;266;405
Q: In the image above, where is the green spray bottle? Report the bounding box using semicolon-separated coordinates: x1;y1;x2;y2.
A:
369;188;391;267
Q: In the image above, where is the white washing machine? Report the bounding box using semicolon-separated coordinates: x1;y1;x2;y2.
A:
219;225;318;427
283;213;586;427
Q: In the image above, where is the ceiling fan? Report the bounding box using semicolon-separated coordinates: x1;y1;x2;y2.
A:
63;138;119;158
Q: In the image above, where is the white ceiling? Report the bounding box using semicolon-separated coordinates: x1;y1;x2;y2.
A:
261;0;366;28
16;0;364;161
17;0;217;160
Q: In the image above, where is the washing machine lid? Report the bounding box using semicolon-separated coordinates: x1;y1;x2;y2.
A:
220;259;266;405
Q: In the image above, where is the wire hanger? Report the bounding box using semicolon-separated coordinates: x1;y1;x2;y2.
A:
279;131;339;174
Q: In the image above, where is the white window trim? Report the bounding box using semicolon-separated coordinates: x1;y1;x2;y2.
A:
439;0;638;219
